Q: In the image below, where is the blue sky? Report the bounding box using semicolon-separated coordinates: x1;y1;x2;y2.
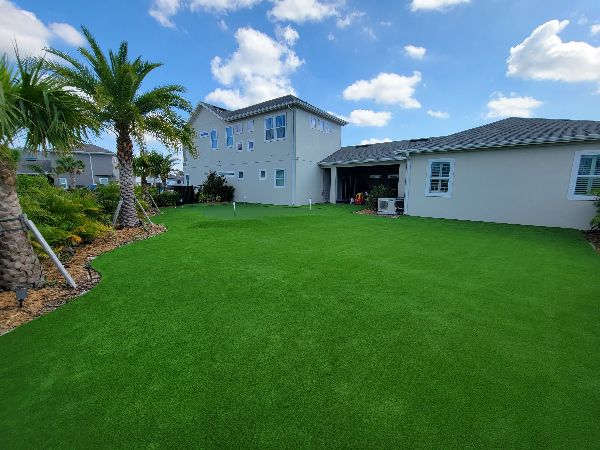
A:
2;0;600;152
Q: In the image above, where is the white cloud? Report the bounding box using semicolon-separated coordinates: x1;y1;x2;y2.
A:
342;72;422;109
380;21;392;27
507;20;600;85
206;26;303;109
591;24;600;35
410;0;470;12
0;0;83;57
336;11;365;29
486;93;542;118
275;24;299;45
404;44;426;59
362;27;376;40
360;137;392;145
149;0;261;27
427;109;449;119
218;19;228;31
327;32;335;41
342;109;392;127
268;0;338;23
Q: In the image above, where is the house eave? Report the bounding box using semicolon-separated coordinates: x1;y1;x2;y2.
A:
319;156;406;167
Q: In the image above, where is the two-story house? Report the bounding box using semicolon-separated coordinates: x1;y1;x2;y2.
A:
183;95;347;205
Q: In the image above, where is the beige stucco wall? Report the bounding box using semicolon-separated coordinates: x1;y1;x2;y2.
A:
405;142;598;229
184;107;293;205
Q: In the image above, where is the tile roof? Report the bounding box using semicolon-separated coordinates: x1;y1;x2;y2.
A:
191;94;348;125
73;144;114;154
320;118;600;165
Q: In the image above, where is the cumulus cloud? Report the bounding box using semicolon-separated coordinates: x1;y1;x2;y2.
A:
275;24;299;45
410;0;470;12
206;26;303;109
427;110;449;119
486;93;542;118
360;137;392;145
404;45;426;59
268;0;338;23
342;72;422;109
0;0;84;57
336;11;365;29
591;24;600;35
149;0;261;27
507;20;600;86
342;110;392;127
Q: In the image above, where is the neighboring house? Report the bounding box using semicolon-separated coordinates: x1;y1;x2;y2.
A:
17;144;118;188
183;95;346;205
185;95;599;229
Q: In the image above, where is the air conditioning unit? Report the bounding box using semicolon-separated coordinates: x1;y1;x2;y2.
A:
377;197;397;215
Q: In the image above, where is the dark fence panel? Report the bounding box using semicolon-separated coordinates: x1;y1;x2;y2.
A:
171;186;197;204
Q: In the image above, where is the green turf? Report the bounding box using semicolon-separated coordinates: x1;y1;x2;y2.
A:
1;204;599;448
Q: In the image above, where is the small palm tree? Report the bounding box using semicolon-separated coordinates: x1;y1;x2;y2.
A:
157;153;179;190
55;154;85;188
0;53;97;292
46;28;197;227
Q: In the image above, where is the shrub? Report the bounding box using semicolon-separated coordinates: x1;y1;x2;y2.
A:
152;190;180;207
198;171;235;202
366;184;393;210
16;175;110;255
94;182;121;216
591;189;600;230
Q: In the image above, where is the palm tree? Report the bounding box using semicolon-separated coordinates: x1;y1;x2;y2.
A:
157;153;179;191
46;28;197;227
0;53;97;292
55;154;85;188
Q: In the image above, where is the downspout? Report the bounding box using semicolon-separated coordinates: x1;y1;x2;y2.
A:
87;152;95;185
288;105;296;206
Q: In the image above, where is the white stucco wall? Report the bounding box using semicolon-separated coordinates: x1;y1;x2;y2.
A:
405;143;598;229
184;107;293;205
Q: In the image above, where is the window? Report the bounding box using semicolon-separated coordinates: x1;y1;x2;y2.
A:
326;123;332;134
238;171;244;180
98;177;109;185
237;141;243;152
568;151;600;200
25;157;37;161
259;169;267;180
265;117;274;141
247;140;254;151
58;177;68;189
247;119;254;132
234;123;243;134
318;119;324;132
274;168;285;188
210;129;218;149
426;159;454;197
225;126;234;148
218;171;235;178
266;114;286;141
310;117;317;129
276;114;286;139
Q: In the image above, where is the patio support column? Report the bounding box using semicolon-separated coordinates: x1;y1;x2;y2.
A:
329;167;337;204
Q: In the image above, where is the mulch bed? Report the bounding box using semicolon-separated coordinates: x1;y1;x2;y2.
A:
0;224;165;335
585;231;600;253
354;209;400;218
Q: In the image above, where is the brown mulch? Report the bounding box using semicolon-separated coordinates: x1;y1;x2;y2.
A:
0;224;166;335
585;231;600;253
354;208;400;218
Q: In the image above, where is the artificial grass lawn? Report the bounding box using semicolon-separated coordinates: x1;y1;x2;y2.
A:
1;204;599;448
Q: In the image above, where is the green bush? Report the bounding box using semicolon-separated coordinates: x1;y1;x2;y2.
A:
94;182;121;216
152;190;180;207
198;171;235;202
17;175;110;254
591;189;600;230
366;184;393;210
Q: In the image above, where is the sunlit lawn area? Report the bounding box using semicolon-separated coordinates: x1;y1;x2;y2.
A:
1;204;599;448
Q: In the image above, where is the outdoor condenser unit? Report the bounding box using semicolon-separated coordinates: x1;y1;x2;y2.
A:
377;198;397;215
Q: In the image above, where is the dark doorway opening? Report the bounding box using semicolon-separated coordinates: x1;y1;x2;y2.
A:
336;165;400;203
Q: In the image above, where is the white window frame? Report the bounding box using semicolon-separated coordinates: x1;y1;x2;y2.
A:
58;177;68;189
274;168;286;188
238;170;244;180
98;177;109;185
247;140;254;151
225;126;234;148
259;169;267;180
310;116;317;129
218;171;235;178
234;123;243;134
567;150;600;201
265;113;286;142
237;141;243;152
247;119;254;132
210;129;218;150
425;158;455;198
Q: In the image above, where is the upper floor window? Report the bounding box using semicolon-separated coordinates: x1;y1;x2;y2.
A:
247;140;254;151
310;117;317;129
237;141;243;152
265;114;286;141
225;126;234;148
247;119;254;132
568;151;600;200
234;123;243;134
318;119;324;132
426;159;454;197
210;129;218;149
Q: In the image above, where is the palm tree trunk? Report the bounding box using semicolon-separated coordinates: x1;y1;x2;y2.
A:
0;157;44;292
116;128;140;228
70;173;76;189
